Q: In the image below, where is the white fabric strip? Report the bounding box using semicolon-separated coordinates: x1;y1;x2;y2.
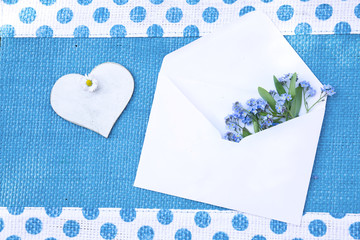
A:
0;0;360;37
0;207;358;239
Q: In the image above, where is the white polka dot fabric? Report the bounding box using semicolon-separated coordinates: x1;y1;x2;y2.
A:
0;208;359;239
1;0;360;37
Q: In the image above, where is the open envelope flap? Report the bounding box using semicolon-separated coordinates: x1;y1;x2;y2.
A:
135;12;327;224
160;12;324;134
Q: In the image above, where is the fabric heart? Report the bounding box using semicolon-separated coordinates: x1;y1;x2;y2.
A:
50;62;134;138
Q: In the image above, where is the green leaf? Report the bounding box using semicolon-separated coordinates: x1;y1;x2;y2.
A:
290;86;303;117
289;73;297;98
258;87;276;111
253;120;260;133
242;127;252;137
258;112;268;116
273;76;286;95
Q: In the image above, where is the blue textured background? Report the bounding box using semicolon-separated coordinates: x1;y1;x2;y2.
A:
0;36;359;215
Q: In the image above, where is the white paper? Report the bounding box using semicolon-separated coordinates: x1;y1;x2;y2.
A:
51;62;134;138
134;12;326;224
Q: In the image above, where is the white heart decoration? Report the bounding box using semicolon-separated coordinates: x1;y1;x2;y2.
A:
50;62;134;138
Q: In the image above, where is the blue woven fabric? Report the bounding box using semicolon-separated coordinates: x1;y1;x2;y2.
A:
0;36;359;215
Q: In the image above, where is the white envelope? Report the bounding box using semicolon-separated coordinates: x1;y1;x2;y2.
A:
134;12;326;225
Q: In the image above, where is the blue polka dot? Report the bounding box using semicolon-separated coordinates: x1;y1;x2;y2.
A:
183;25;199;37
7;207;24;215
330;212;346;219
45;207;62;217
40;0;56;6
355;4;360;18
232;214;248;231
0;218;4;232
78;0;92;5
130;6;146;23
166;7;183;23
239;6;255;17
19;7;36;24
308;220;327;237
6;236;21;240
36;25;53;37
300;0;309;1
114;0;128;5
334;22;351;34
45;238;57;240
150;0;164;4
0;25;15;37
137;226;154;240
261;0;272;2
213;232;229;240
175;228;192;240
93;7;110;23
315;4;333;20
120;208;136;222
202;7;219;23
270;220;287;234
3;0;18;5
82;208;99;220
147;24;164;37
223;0;237;4
157;209;173;225
350;222;360;239
57;8;73;24
100;223;117;240
74;25;90;37
292;238;303;240
186;0;199;4
252;235;266;240
110;25;127;37
63;220;80;238
194;211;211;228
25;218;42;235
294;22;312;35
277;5;294;21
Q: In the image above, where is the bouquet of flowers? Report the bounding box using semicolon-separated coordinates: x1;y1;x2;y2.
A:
224;73;335;142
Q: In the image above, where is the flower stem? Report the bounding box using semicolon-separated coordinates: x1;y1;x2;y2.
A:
307;94;326;113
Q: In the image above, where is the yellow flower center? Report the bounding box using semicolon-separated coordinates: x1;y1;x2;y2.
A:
86;79;93;87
